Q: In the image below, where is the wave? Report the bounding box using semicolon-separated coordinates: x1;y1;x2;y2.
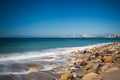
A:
0;42;112;62
0;42;113;75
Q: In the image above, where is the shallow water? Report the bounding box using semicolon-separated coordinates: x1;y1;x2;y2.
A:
0;42;113;74
0;38;120;80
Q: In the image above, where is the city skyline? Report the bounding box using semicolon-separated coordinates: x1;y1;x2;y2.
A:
0;0;120;37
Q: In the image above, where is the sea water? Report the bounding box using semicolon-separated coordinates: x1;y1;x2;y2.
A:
0;38;120;61
0;38;120;75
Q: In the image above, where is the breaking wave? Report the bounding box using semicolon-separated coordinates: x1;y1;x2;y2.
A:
0;42;111;75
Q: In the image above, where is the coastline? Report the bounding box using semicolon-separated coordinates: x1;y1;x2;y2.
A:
0;42;113;62
58;42;120;80
0;42;120;80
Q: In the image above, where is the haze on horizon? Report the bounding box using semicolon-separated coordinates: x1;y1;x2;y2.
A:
0;0;120;37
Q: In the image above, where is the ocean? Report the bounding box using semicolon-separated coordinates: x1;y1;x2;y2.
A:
0;38;120;76
1;38;120;54
0;38;120;59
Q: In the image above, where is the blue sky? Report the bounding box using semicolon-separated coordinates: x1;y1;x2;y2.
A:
0;0;120;37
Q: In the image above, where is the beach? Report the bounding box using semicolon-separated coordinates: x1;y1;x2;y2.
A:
59;42;120;80
1;0;120;79
1;0;120;80
0;42;120;80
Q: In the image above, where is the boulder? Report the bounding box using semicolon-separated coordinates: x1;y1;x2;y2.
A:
64;65;73;71
113;53;120;62
27;66;43;72
54;70;65;74
84;62;93;70
83;58;88;61
61;73;73;80
77;50;82;54
64;57;71;61
94;56;102;62
104;56;112;63
77;59;83;63
72;72;78;78
70;51;77;55
80;61;87;66
71;58;77;64
99;52;104;57
82;73;98;80
73;63;80;68
87;69;94;73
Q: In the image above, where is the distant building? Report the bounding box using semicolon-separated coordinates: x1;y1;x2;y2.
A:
106;34;120;38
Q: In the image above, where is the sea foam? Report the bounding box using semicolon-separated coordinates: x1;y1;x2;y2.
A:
0;42;112;75
0;42;111;62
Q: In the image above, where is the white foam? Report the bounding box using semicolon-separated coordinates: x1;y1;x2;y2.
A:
0;42;112;62
0;51;56;62
0;71;30;75
0;42;113;75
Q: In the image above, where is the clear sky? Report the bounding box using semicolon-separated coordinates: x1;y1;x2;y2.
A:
0;0;120;37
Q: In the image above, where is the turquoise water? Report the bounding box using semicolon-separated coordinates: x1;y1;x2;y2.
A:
0;38;120;54
0;38;120;75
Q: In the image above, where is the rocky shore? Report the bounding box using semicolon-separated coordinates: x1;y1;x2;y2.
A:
0;42;120;80
58;42;120;80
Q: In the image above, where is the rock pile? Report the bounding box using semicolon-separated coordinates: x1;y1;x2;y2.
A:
59;42;120;80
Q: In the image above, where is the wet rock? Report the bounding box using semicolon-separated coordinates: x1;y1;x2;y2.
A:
90;48;95;52
0;75;15;80
73;63;80;68
72;72;78;78
104;56;112;63
77;50;82;54
80;61;87;66
95;53;99;58
82;73;98;80
99;52;104;57
77;59;83;63
84;62;93;70
91;55;95;59
71;58;77;64
105;50;112;55
64;65;73;71
54;70;65;74
64;57;71;61
70;51;77;55
92;64;99;70
94;64;104;74
70;50;83;56
27;66;43;72
61;73;73;80
94;56;102;62
83;58;88;61
113;53;120;63
28;71;57;80
87;69;94;73
83;50;87;54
